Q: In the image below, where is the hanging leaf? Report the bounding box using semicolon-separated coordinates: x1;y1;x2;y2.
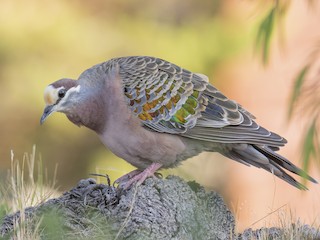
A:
301;118;319;185
288;65;310;119
255;2;290;65
256;7;276;64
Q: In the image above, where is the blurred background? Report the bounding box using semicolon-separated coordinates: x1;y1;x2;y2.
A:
0;0;319;231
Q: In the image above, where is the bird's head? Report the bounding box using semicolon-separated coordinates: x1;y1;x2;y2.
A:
40;78;81;124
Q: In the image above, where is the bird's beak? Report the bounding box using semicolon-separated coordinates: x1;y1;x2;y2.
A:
40;105;55;125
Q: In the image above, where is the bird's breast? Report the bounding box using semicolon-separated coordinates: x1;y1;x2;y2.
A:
98;122;186;169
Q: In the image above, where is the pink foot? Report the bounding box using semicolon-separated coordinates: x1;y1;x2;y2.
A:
113;169;142;186
114;163;162;189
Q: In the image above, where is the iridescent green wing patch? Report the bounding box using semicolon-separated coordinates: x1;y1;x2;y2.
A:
117;56;207;133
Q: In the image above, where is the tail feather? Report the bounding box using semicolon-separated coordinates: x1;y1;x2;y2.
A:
221;143;317;190
253;145;318;184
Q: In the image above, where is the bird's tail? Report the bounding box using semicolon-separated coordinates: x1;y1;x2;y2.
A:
222;144;317;190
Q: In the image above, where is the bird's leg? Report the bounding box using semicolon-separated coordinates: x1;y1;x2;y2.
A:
115;163;163;189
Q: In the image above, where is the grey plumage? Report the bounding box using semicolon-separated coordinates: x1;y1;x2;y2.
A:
41;56;317;189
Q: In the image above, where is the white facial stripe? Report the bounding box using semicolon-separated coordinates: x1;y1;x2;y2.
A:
56;85;81;106
63;85;81;99
44;85;65;105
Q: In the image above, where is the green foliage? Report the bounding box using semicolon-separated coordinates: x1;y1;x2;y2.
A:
288;61;320;176
288;65;310;119
255;0;320;177
255;1;289;64
302;119;318;170
256;6;276;64
0;203;7;224
39;210;66;240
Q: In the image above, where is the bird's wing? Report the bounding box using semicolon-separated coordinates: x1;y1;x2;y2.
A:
116;56;208;133
116;56;286;146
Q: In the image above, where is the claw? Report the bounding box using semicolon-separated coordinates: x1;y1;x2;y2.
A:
90;173;111;186
154;172;163;179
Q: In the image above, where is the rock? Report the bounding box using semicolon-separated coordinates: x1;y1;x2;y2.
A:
2;176;319;239
0;176;235;239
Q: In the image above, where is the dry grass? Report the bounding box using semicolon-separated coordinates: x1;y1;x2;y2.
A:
0;145;60;239
238;205;320;239
0;146;115;239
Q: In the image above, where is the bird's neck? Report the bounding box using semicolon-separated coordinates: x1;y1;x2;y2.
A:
67;91;107;133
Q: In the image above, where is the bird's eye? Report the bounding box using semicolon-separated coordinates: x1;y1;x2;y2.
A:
58;89;66;98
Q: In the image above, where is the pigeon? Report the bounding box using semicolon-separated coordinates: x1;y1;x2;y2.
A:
40;56;317;189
